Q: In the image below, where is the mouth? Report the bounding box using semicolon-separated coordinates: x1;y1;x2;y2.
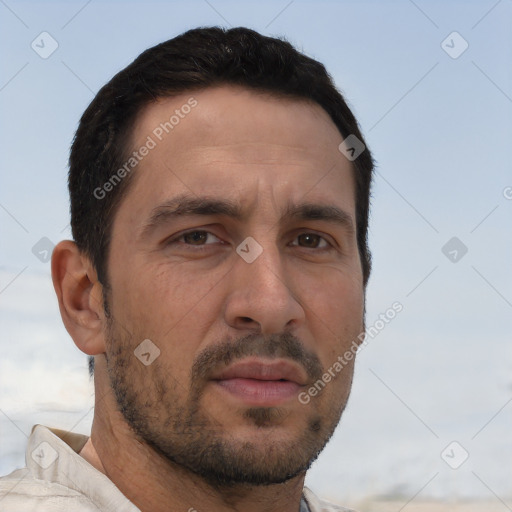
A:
210;358;307;406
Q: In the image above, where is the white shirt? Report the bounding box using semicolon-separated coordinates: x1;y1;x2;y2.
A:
0;425;355;512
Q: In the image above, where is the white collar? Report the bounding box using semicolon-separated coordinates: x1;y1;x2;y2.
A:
27;424;139;511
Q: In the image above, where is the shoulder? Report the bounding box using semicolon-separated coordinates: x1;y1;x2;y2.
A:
0;467;99;512
303;486;358;512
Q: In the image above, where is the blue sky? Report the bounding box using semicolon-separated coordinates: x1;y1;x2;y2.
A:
1;0;511;504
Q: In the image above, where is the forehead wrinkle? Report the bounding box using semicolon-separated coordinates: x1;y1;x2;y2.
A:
139;193;245;240
138;190;356;242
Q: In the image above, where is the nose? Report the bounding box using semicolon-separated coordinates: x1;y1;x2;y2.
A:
223;243;306;335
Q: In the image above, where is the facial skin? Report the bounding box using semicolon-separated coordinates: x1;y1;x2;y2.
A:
52;85;365;512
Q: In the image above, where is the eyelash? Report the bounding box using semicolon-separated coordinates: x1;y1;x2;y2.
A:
167;230;333;251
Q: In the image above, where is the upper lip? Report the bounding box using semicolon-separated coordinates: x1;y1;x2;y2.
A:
210;358;308;386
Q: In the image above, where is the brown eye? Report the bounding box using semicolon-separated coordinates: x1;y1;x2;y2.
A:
298;233;319;247
172;230;222;246
182;231;209;245
294;233;329;249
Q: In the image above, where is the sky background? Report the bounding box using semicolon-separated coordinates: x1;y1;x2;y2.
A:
1;0;511;509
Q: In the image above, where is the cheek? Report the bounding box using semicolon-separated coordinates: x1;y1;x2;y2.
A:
149;262;227;332
112;259;217;329
328;360;355;413
298;270;364;368
301;269;364;327
110;261;226;373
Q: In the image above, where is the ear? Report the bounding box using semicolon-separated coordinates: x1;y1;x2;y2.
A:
51;240;107;356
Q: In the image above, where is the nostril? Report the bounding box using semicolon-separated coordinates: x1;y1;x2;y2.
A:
241;317;253;323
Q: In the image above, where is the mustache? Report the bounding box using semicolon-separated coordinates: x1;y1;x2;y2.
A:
191;331;324;384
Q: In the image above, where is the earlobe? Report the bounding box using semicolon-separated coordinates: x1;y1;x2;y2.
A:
51;240;107;356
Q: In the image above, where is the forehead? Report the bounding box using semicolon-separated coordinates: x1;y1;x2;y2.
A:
118;85;355;225
133;85;341;154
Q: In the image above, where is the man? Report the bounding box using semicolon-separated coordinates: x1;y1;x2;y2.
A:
0;26;373;511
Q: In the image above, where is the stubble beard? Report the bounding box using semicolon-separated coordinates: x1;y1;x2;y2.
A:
104;315;352;489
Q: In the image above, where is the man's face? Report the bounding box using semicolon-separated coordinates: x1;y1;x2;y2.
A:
103;86;365;486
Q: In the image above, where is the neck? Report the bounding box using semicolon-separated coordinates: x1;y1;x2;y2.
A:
83;366;306;512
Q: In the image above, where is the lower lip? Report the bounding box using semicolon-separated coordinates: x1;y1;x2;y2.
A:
213;378;301;406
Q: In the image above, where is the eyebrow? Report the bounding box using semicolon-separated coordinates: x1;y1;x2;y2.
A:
282;202;355;235
140;194;243;240
139;193;355;240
